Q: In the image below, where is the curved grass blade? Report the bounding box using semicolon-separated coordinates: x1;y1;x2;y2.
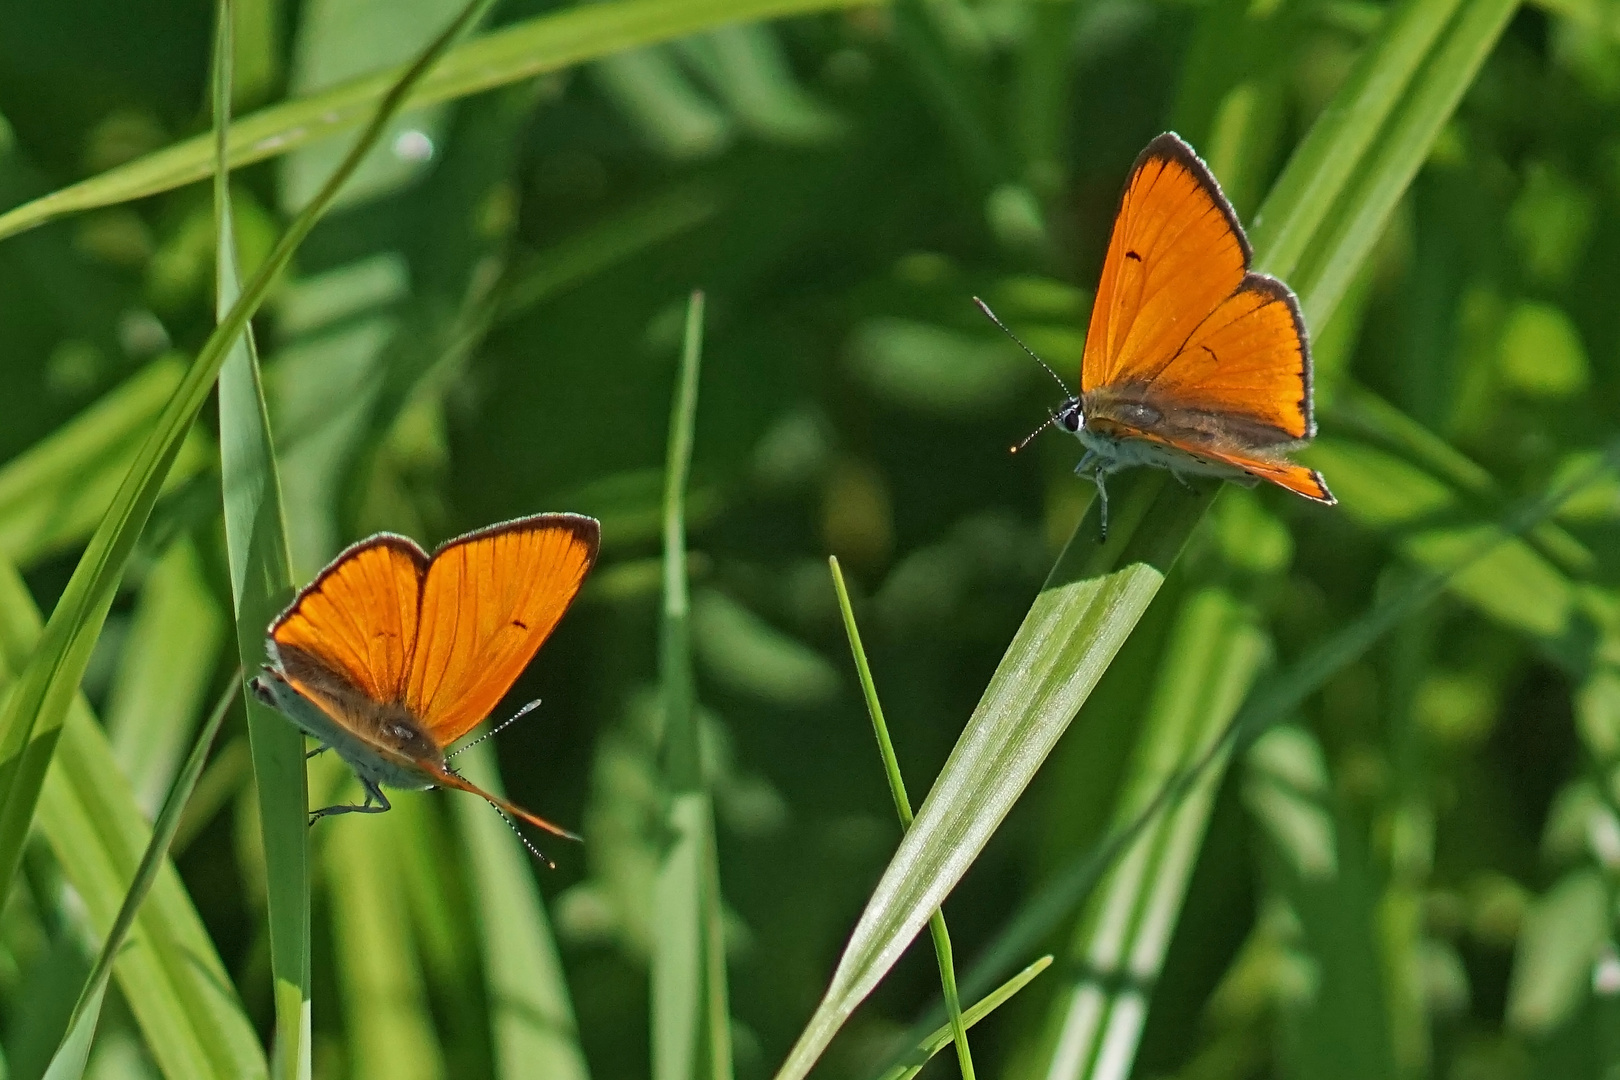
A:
771;0;1531;1069
829;556;976;1080
0;558;266;1080
0;0;871;244
43;678;237;1080
210;3;312;1076
0;0;497;922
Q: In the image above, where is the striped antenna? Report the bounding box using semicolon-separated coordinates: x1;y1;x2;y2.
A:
448;697;542;759
973;296;1072;397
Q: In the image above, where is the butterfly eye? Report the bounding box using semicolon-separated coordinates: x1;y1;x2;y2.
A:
1057;402;1082;433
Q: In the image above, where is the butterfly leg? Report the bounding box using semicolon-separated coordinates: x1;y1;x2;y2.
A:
305;744;330;760
308;779;392;826
1075;452;1112;542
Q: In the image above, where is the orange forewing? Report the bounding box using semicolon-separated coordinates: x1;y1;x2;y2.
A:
1081;133;1316;450
406;517;598;745
270;537;425;707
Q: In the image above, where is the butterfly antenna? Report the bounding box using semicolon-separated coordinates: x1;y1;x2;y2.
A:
973;296;1072;397
447;697;542;759
1011;413;1058;454
489;803;555;868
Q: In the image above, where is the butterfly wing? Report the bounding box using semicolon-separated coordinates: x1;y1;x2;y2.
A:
1081;133;1313;444
405;513;600;747
269;535;428;724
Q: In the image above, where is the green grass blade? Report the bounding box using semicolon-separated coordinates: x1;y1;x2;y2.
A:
0;559;266;1079
451;743;590;1080
653;291;734;1080
1286;0;1520;327
1246;0;1466;281
875;956;1054;1080
211;2;313;1076
772;473;1213;1080
1034;589;1267;1080
43;678;237;1080
0;0;871;244
829;555;976;1080
0;0;493;922
0;359;206;567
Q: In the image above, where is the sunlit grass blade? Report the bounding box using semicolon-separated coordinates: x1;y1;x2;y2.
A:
829;555;976;1080
210;2;312;1076
876;956;1054;1080
1286;0;1520;328
653;290;734;1080
772;473;1214;1080
1032;589;1266;1080
43;677;237;1080
0;558;266;1079
0;0;493;917
0;359;207;566
451;742;590;1080
0;0;872;243
1246;0;1466;281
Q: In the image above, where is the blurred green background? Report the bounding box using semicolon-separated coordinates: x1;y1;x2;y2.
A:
2;0;1619;1078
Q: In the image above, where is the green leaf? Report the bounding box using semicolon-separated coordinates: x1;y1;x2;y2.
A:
773;473;1213;1080
104;538;225;817
0;0;872;243
211;2;313;1076
0;359;208;567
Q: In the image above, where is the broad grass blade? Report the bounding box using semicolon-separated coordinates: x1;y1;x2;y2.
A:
211;3;313;1075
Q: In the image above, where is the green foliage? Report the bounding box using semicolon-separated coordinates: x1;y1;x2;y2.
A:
2;0;1618;1079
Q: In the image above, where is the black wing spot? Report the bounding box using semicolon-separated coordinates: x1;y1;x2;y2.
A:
511;619;529;630
1125;250;1143;262
1202;345;1217;362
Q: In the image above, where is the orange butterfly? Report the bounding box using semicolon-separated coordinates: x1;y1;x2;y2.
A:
250;513;599;840
990;132;1335;537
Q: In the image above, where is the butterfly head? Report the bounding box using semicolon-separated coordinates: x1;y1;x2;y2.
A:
1055;397;1083;434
